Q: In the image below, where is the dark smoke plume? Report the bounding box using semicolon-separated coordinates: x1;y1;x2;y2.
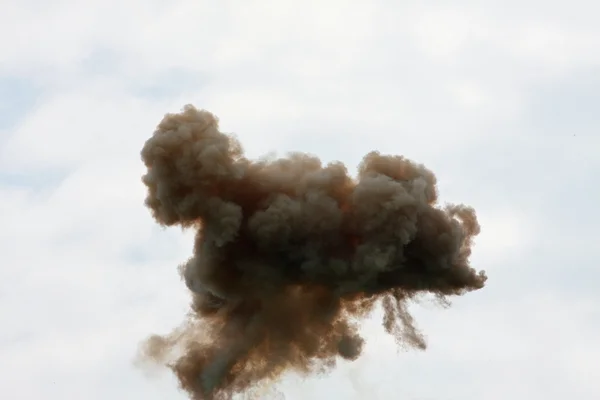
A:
139;105;487;399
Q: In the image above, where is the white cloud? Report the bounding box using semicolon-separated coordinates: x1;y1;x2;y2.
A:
1;0;599;399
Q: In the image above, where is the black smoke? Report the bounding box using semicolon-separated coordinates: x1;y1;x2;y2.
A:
138;105;487;399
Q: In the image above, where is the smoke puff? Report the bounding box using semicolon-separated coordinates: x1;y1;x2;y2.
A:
139;105;487;399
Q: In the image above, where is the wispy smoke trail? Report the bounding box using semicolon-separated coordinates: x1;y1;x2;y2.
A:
138;105;487;399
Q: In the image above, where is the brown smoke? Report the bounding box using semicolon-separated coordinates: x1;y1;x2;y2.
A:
139;105;487;399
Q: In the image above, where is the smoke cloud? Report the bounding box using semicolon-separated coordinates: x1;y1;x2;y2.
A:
139;105;487;399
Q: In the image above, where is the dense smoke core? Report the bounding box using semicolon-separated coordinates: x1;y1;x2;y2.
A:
139;105;487;399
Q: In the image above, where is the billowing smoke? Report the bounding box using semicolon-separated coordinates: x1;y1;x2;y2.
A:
139;105;487;399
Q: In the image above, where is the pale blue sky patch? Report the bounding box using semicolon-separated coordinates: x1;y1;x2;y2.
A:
0;75;43;133
79;46;125;78
130;67;210;100
0;170;69;191
525;66;600;137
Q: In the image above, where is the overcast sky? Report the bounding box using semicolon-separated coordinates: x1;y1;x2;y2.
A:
1;1;599;399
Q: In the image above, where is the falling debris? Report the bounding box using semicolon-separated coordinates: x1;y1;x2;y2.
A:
139;105;487;399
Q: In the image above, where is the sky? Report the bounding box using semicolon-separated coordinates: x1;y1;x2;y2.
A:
1;0;599;399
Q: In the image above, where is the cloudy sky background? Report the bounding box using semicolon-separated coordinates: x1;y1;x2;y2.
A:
1;0;599;399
